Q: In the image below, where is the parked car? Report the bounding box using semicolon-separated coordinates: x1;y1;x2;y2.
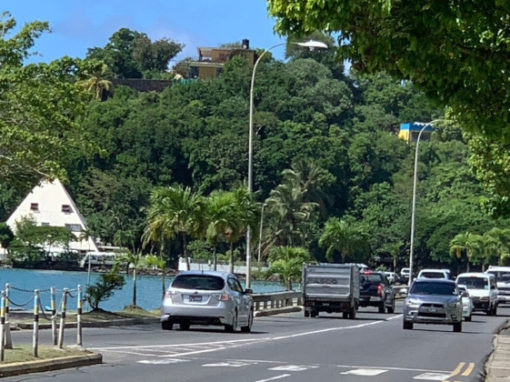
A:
382;271;398;284
359;271;395;313
417;269;451;280
456;272;498;315
400;267;411;284
160;271;253;332
403;279;463;332
457;285;473;321
486;266;510;304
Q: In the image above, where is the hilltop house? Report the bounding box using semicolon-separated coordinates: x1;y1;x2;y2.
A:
2;178;98;258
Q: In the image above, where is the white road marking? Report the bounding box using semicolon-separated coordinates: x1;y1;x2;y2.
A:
254;374;291;382
414;372;452;380
341;369;388;376
138;359;188;365
269;365;318;371
202;361;254;368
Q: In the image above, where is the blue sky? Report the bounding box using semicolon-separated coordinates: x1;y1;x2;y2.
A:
3;0;285;64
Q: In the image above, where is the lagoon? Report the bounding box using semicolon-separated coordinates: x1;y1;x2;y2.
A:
0;268;288;313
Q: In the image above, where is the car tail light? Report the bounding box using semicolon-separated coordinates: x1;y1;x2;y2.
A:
164;291;172;302
220;293;230;301
377;284;383;296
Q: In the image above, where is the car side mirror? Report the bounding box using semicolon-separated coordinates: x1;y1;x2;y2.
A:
244;288;253;294
461;291;468;297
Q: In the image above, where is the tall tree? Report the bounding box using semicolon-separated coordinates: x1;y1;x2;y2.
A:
319;217;369;263
268;0;510;141
144;185;203;270
267;246;311;290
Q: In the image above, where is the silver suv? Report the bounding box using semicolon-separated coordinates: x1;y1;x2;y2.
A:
403;279;463;332
161;271;253;332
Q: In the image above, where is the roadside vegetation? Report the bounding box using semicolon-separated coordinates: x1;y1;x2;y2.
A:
2;10;510;296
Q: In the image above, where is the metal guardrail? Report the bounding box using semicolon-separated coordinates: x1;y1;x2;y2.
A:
251;285;409;313
252;291;301;312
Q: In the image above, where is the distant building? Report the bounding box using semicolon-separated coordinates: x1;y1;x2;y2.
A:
398;122;434;143
5;178;98;255
189;39;257;79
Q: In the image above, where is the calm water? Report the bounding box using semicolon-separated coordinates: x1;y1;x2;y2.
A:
0;268;288;312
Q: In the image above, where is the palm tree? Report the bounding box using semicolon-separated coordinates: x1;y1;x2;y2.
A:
267;246;311;290
204;191;234;271
449;232;483;271
115;251;145;308
483;228;510;265
265;178;318;247
145;254;167;298
78;62;112;100
319;217;369;262
144;185;203;271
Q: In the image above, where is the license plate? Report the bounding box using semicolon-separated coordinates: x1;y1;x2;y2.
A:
322;302;330;306
189;295;202;302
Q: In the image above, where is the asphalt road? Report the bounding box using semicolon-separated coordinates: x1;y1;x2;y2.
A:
4;302;510;382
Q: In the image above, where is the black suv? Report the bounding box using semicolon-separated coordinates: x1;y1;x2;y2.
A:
359;271;396;313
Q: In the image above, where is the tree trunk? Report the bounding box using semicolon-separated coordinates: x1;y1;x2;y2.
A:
213;246;217;271
162;268;166;299
182;233;190;270
229;242;234;273
287;277;293;291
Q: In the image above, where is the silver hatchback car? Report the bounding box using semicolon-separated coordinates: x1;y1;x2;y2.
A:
403;279;463;332
161;270;254;332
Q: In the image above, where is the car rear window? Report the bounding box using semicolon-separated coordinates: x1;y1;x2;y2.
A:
360;274;383;283
171;275;225;290
410;282;456;295
488;271;510;282
457;277;488;289
420;272;446;279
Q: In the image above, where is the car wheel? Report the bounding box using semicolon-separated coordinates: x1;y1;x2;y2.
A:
348;307;356;319
403;321;413;330
179;322;190;330
465;314;472;322
387;299;395;314
241;310;253;333
378;301;385;313
311;310;318;318
453;321;462;332
161;321;173;330
342;312;349;319
225;311;238;332
304;310;310;318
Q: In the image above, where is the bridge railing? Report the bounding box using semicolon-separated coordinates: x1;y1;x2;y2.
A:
251;291;301;312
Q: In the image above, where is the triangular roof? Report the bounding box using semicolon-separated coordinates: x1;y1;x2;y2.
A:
6;178;98;252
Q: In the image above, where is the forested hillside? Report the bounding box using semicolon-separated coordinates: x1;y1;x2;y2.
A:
2;19;508;273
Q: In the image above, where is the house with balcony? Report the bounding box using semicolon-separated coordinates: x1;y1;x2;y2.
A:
189;39;257;79
398;122;434;143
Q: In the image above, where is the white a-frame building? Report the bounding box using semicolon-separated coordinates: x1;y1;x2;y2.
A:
5;178;98;254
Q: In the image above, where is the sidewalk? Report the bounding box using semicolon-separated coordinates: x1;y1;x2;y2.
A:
485;322;510;381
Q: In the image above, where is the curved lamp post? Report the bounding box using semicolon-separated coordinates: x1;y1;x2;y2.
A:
246;40;328;289
408;122;433;287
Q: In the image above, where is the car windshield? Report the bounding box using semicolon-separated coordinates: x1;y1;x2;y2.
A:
456;277;488;289
410;282;456;295
171;275;225;290
420;272;445;278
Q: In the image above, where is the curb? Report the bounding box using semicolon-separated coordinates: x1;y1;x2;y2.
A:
485;335;510;381
0;352;102;378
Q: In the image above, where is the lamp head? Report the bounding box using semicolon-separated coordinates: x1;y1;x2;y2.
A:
296;39;329;50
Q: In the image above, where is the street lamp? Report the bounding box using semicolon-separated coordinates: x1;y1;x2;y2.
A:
246;39;328;289
408;122;433;287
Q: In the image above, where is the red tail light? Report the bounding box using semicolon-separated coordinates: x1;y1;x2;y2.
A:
377;284;383;296
220;293;230;301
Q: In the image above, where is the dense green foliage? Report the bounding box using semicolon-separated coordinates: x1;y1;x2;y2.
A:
267;0;510;142
1;14;508;275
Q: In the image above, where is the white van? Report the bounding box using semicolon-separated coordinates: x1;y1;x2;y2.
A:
486;266;510;304
417;268;451;280
456;272;498;315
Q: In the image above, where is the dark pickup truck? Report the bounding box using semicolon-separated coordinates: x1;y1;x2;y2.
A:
359;271;395;313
